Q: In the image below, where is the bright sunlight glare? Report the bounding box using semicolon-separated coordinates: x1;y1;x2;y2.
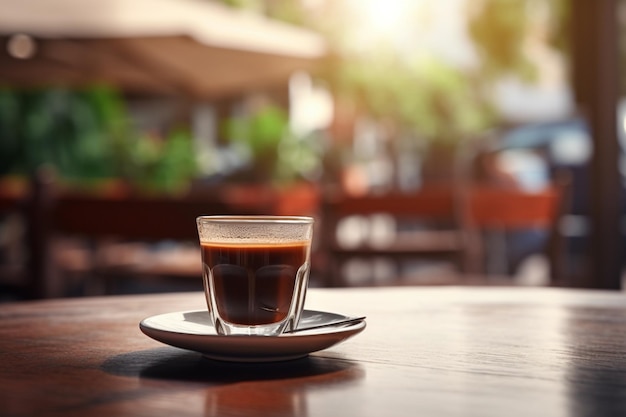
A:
342;0;421;54
342;0;476;67
357;0;413;37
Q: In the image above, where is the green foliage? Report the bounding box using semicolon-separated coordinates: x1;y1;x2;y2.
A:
331;55;496;146
0;86;122;179
213;0;497;149
468;0;569;81
224;105;287;156
469;0;533;80
0;87;197;193
213;0;308;26
128;128;198;194
222;104;320;183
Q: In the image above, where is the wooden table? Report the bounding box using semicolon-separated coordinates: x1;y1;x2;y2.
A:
2;286;626;417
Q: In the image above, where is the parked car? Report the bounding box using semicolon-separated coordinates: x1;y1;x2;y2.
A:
470;117;604;280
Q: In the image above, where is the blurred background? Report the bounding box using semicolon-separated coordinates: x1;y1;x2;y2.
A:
0;0;623;299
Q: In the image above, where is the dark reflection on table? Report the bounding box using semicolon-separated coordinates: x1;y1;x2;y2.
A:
565;307;626;417
102;346;364;417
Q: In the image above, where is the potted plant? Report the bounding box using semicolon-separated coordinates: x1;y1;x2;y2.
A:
222;101;322;186
327;55;496;183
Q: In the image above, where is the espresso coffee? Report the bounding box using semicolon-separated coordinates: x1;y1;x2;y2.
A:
201;241;309;326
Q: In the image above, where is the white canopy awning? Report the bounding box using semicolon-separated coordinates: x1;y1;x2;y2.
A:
0;0;328;98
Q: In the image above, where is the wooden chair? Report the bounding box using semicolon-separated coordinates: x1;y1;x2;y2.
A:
50;182;321;295
319;184;464;286
6;171;321;298
50;187;261;295
0;177;31;299
0;170;61;299
459;181;569;285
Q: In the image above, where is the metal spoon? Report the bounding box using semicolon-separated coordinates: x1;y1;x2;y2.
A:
284;316;366;334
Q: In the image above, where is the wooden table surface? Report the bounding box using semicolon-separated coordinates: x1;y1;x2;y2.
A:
2;286;626;417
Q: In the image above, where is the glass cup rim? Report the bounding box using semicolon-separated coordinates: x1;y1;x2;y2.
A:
197;215;314;224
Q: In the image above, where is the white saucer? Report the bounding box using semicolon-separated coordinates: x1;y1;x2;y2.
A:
139;310;366;362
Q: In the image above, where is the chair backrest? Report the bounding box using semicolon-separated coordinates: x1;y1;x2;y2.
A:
53;192;236;242
321;184;458;252
462;186;562;230
53;182;321;241
459;182;568;282
318;183;461;286
324;183;456;220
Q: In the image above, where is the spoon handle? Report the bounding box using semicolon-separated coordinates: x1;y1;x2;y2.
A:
285;316;366;333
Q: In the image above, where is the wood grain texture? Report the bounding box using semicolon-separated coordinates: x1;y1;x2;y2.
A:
2;287;626;417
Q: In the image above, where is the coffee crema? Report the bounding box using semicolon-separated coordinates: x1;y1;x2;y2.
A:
201;241;309;326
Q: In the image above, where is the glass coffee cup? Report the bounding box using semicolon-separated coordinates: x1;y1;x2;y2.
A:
196;215;314;336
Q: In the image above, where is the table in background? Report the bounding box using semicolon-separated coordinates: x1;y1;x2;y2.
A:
2;286;626;417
